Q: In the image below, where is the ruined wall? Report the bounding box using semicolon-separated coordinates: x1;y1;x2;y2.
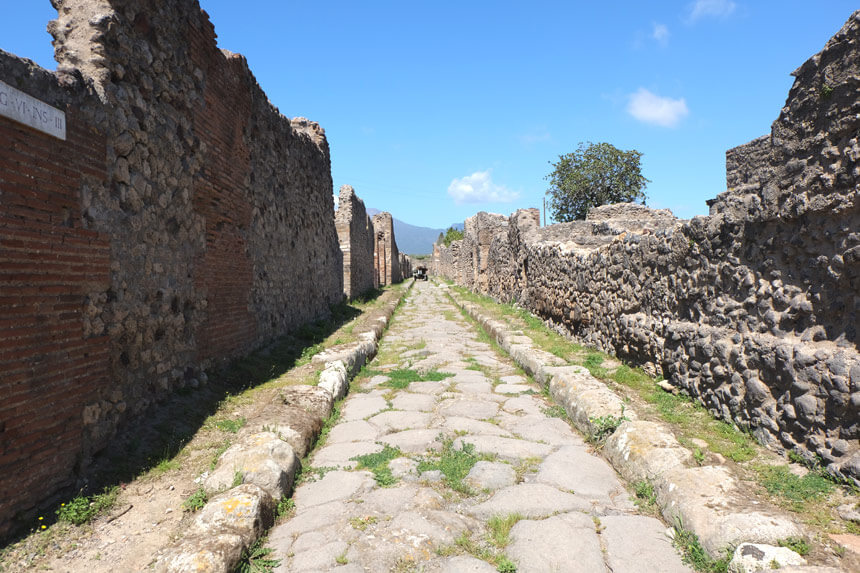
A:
1;0;341;534
373;211;403;286
433;12;860;483
335;185;376;298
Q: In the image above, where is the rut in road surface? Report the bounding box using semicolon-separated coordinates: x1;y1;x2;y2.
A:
266;281;692;573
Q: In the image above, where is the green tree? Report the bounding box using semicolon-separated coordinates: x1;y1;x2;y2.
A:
545;141;649;222
438;227;464;246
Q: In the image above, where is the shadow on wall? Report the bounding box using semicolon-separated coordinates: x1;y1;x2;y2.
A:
0;0;342;536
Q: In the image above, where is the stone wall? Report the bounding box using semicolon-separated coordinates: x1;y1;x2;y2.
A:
433;11;860;483
373;211;407;286
1;0;341;534
335;185;377;299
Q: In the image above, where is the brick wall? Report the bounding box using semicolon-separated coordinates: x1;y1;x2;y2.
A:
335;185;377;299
0;0;342;535
0;55;111;534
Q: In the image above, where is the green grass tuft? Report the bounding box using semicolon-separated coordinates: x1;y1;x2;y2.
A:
755;465;834;511
182;487;208;512
418;438;480;494
351;444;402;486
55;487;119;525
673;527;731;573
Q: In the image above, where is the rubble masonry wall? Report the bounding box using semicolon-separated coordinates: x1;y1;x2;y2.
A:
0;0;342;533
433;12;860;482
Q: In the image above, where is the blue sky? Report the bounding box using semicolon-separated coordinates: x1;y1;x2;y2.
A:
3;1;857;228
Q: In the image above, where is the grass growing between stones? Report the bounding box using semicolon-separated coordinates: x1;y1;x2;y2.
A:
632;480;658;513
438;531;518;572
371;368;455;389
418;438;480;494
487;513;524;548
236;536;280;573
351;445;402;487
444;286;860;542
181;487;208;512
672;527;731;573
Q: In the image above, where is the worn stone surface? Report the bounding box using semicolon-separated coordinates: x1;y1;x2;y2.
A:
204;432;298;500
264;281;691;571
728;543;806;573
601;515;692;573
431;11;860;483
448;284;815;563
656;465;803;555
507;512;606;573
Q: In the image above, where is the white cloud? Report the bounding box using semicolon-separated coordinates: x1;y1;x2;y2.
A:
447;170;520;204
627;88;689;128
688;0;736;22
652;23;669;45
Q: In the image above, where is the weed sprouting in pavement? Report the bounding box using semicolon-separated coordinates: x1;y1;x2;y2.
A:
351;445;402;486
418;437;480;494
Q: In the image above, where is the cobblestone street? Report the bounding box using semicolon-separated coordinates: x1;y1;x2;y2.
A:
267;281;691;572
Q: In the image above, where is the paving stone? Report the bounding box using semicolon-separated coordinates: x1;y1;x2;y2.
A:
294;470;376;509
367;374;390;387
326;420;379;443
453;435;553;461
536;445;629;503
437;416;513;437
503;415;584;446
456;381;494;394
390;457;420;480
437;556;497;573
270;501;349;543
287;540;349;572
494;383;533;394
451;371;489;384
391;392;438;411
407;381;447;394
466;461;517;490
439;399;500;419
508;512;606;573
368;410;432;433
341;394;389;421
380;429;443;453
501;395;545;415
359;484;445;515
601;514;692;573
469;484;592;518
500;375;528;384
311;441;381;469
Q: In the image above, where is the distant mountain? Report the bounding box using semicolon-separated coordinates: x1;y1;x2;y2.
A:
367;208;462;255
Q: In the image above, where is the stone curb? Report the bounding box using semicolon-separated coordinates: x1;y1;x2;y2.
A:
155;281;413;573
443;285;815;564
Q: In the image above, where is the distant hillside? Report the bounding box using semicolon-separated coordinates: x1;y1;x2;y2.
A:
367;209;463;255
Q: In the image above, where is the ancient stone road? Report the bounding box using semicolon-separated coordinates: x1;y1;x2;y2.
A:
267;281;692;572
